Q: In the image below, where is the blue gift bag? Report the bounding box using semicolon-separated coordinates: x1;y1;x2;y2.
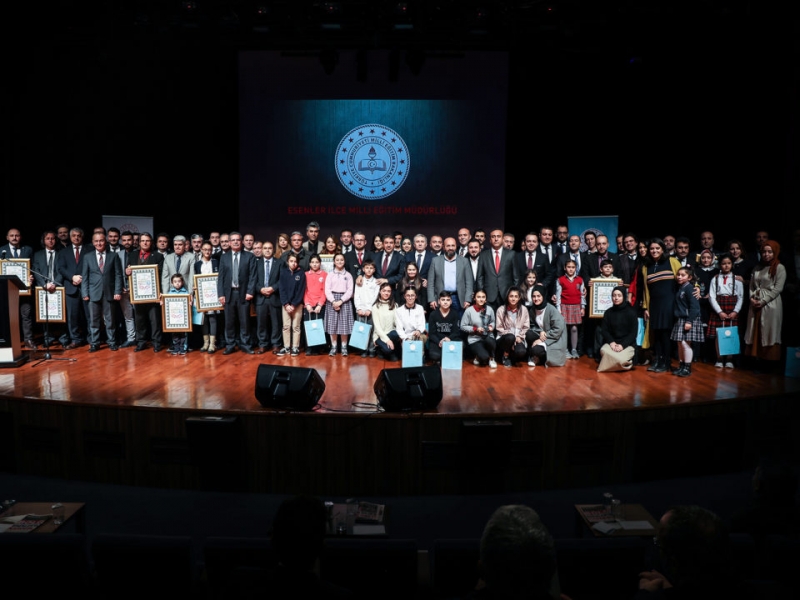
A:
715;324;740;356
402;339;424;367
441;341;463;370
304;314;326;347
350;317;372;350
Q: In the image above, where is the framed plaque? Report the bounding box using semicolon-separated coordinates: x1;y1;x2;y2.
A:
319;254;335;273
1;258;32;296
161;294;193;332
589;278;624;318
34;286;66;323
194;273;223;312
129;265;160;304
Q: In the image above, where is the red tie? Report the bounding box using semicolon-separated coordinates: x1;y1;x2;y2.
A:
358;251;362;265
495;251;500;274
527;253;533;270
99;253;104;273
74;246;80;264
382;254;389;275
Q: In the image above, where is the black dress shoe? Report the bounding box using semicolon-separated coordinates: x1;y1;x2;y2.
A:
135;344;146;352
223;347;236;355
121;340;136;348
109;345;119;351
241;346;255;355
153;345;162;353
24;339;37;350
89;345;100;353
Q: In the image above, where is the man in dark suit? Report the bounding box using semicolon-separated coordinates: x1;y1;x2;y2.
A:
373;234;404;286
2;228;36;348
125;232;165;352
427;237;474;319
32;230;68;347
254;240;282;353
344;231;369;281
406;233;434;283
217;231;257;355
81;232;123;352
583;234;621;280
515;233;554;298
477;228;518;309
55;227;89;349
538;226;558;266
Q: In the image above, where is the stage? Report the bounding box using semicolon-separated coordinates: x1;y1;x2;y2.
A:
1;346;798;496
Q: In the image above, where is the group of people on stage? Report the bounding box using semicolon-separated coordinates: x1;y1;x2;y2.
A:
2;221;796;373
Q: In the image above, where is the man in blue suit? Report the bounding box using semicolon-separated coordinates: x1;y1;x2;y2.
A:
373;234;404;286
217;231;257;355
81;232;123;352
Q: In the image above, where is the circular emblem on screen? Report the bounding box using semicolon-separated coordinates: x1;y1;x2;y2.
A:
335;124;410;200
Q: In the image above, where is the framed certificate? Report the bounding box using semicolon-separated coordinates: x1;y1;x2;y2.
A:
319;254;335;273
161;294;193;332
589;278;624;318
1;258;31;296
194;273;223;312
34;286;66;323
129;265;160;304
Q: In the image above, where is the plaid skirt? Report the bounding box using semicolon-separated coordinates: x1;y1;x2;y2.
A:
706;295;738;338
671;317;705;342
324;292;355;335
559;303;583;325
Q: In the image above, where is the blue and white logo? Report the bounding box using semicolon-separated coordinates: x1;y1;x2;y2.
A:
335;124;410;200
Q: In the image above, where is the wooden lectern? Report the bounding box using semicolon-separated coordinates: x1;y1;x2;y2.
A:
0;275;29;367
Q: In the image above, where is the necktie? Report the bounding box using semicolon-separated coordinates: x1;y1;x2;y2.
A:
232;253;239;287
416;253;422;270
98;253;104;273
382;254;389;275
358;251;362;265
572;254;580;272
495;251;500;274
47;251;54;279
75;246;80;264
527;253;533;270
176;255;181;272
265;259;271;282
14;248;19;258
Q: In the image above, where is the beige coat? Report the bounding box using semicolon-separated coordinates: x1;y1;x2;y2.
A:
744;264;785;347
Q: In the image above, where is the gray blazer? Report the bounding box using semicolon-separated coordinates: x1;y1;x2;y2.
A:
161;252;195;295
427;254;474;306
81;251;123;302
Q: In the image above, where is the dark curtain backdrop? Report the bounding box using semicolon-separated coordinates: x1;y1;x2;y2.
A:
2;24;796;254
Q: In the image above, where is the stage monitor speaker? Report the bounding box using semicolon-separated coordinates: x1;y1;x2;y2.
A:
255;365;325;410
373;366;443;412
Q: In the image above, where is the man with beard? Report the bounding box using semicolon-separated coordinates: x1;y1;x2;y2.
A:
427;237;473;319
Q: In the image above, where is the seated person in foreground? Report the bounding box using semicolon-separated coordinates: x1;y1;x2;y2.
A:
468;504;570;600
597;285;638;372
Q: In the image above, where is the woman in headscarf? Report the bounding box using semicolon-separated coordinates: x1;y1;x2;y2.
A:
526;284;568;368
744;240;786;371
597;285;639;372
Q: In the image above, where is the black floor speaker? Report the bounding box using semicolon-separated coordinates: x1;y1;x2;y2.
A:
255;365;325;410
373;366;443;412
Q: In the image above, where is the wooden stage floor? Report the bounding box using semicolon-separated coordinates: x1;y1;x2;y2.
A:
3;345;798;495
2;345;798;415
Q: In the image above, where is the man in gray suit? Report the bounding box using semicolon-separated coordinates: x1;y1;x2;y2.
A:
477;228;519;310
161;235;194;297
427;237;474;319
81;232;123;352
161;235;195;352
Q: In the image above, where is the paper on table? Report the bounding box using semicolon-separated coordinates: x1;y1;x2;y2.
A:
0;513;51;523
619;520;654;530
591;521;622;534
